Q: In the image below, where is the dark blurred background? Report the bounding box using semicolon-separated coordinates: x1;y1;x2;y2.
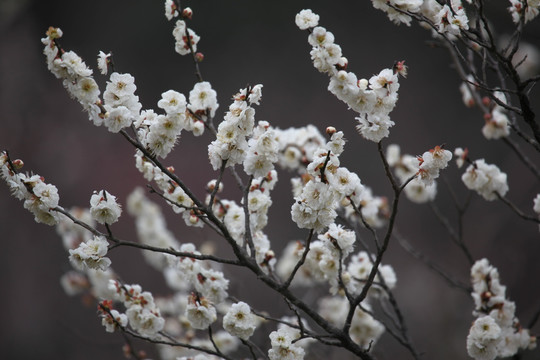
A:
1;0;539;359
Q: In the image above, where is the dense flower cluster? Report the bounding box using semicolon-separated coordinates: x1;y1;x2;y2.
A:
461;158;509;201
3;1;539;359
467;259;536;359
108;281;166;337
387;144;452;203
1;151;60;225
90;190;122;225
208;85;265;170
296;10;403;142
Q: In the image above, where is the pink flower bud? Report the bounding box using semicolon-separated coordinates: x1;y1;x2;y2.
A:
195;52;204;62
182;7;193;19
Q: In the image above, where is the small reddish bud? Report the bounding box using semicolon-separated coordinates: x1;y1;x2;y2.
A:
194;52;204;62
182;7;193;19
483;113;492;121
482;96;491;106
12;159;24;170
326;126;336;135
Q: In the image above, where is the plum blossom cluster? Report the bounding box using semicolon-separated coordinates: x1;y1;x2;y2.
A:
6;1;539;359
456;150;509;201
127;189;264;353
108;280;166;337
289;129;387;231
318;296;385;348
371;0;469;36
0;152;60;225
268;326;306;360
99;300;128;333
508;0;540;24
290;131;358;232
296;10;403;142
41;27;103;125
386;144;452;203
172;20;200;56
90;190;122;225
276;227;394;348
459;79;511;140
42;27;146;133
135;83;217;159
467;259;536;359
215;173;278;269
68;235;111;271
102;72;142;133
208;85;265;170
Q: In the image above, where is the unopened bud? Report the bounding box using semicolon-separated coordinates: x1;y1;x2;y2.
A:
182;7;193;19
167;166;175;173
194;52;204;62
207;179;223;193
336;57;348;70
326;126;336;135
358;78;368;91
482;96;491;106
12;159;24;169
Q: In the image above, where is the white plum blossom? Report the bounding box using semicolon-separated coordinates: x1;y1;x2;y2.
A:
248;84;264;105
188;81;219;118
97;51;110;75
295;9;319;30
173;20;200;55
417;146;452;186
90;190;122;225
158;90;187;115
103;72;142;127
291;181;338;232
194;267;229;304
222;302;258;340
508;0;540;24
126;304;165;337
468;259;536;359
319;223;356;258
68;235;111;271
349;306;386;348
467;316;502;360
103;105;133;133
185;294;217;330
482;110;510;139
268;327;305;360
208;86;262;170
533;194;540;214
164;0;178;20
101;309;128;333
461;159;508;201
434;4;469;36
297;12;402;143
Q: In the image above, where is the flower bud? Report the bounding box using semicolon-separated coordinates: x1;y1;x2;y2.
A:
12;159;24;170
182;7;193;19
194;52;204;62
337;56;348;70
326;126;336;135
